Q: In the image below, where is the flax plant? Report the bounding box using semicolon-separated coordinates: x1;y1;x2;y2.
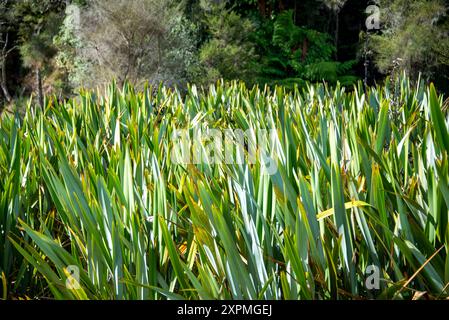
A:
0;77;448;300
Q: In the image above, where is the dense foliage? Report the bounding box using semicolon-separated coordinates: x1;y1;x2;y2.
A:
369;0;449;86
1;0;449;107
0;78;448;300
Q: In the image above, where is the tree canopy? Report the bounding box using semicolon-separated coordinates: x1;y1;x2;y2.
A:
0;0;448;103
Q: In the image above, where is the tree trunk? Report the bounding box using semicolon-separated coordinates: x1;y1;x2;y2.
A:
363;36;369;93
335;12;340;60
258;0;266;18
278;0;286;12
294;0;298;24
157;34;162;72
0;33;12;103
1;59;12;103
301;38;309;62
36;68;44;109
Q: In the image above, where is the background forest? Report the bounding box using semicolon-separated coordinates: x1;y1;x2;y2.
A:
1;0;449;110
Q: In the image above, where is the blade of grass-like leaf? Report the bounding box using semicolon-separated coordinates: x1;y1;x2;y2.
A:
159;216;189;291
317;200;371;220
429;84;449;153
329;122;356;294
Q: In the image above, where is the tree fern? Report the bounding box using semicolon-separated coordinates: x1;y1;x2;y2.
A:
258;10;358;86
